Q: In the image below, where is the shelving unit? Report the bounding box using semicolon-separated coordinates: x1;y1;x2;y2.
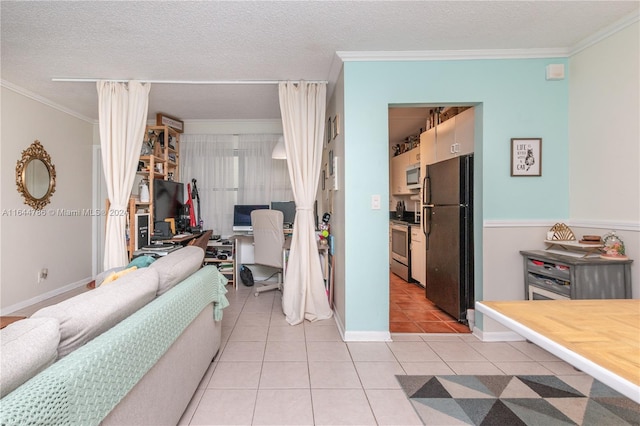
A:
205;239;235;287
520;250;632;300
126;125;180;258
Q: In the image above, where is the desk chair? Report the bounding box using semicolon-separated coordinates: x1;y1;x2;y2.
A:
251;209;285;296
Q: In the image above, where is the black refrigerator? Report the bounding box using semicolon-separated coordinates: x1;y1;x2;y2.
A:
422;154;474;323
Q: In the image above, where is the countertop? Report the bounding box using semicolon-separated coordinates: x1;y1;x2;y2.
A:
389;212;420;226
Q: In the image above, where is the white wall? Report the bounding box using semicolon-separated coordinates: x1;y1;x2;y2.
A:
478;23;640;335
1;86;94;313
569;22;639;298
323;69;346;335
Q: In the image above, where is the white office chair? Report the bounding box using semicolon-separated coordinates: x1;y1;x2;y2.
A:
251;209;286;296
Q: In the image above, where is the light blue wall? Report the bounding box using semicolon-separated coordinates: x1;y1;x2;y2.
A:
342;58;569;332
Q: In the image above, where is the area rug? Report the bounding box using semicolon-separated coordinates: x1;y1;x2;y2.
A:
396;375;640;425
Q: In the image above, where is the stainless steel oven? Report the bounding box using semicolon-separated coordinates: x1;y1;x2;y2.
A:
390;221;410;280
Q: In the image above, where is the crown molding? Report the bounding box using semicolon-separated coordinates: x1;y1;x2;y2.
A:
1;79;96;124
337;13;639;64
570;10;640;56
336;48;569;62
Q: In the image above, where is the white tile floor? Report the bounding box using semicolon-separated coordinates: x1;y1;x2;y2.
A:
178;284;587;426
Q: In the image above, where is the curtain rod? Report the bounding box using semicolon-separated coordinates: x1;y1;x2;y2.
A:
51;78;328;85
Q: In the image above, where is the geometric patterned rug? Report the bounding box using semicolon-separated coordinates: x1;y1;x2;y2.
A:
396;375;640;425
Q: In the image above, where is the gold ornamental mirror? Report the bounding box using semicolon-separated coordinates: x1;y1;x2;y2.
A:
16;140;56;210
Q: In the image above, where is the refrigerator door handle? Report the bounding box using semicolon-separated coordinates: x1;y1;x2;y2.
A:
423;205;433;248
423;176;431;205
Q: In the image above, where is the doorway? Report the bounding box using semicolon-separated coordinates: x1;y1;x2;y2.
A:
388;105;472;334
389;273;470;333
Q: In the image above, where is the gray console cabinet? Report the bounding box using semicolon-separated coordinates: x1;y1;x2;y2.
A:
520;250;632;300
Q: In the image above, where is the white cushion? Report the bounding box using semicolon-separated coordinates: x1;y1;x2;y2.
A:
0;317;60;398
150;246;204;296
31;267;159;358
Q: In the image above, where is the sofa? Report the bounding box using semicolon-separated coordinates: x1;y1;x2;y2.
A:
0;246;229;426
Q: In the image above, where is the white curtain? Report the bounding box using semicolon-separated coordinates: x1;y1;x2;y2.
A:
181;134;293;237
238;134;293;204
181;134;236;236
279;81;333;325
97;81;150;270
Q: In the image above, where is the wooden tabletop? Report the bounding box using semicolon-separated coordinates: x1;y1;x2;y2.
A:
477;299;640;402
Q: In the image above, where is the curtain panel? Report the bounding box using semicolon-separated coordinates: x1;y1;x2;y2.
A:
181;134;291;237
97;81;150;270
279;81;333;325
238;134;293;204
181;134;236;236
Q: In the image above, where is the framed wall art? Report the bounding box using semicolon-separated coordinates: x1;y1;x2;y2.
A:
329;150;334;175
511;138;542;176
156;113;184;133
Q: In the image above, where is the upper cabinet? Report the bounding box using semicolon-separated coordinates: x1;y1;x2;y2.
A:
420;107;475;166
453;107;475;157
391;147;420;195
419;127;436;166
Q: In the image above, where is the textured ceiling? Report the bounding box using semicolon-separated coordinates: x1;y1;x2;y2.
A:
1;1;638;126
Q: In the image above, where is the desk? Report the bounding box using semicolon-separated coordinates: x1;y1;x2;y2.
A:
233;234;328;290
152;232;201;245
476;299;640;403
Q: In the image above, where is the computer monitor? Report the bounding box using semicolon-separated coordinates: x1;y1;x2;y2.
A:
271;201;296;228
153;179;184;223
232;204;269;232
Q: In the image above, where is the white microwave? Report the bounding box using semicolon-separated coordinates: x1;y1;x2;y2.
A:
406;163;421;190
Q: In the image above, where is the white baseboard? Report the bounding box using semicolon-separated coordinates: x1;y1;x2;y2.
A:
0;277;91;315
343;330;393;342
330;312;392;341
473;328;526;342
333;310;346;341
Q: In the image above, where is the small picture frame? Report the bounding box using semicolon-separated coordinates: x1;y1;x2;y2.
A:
329;150;334;176
321;168;326;190
326;117;332;147
511;138;542;176
156;113;184;133
332;114;340;140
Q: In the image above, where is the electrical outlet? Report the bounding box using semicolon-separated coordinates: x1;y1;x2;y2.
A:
38;268;48;283
371;194;381;210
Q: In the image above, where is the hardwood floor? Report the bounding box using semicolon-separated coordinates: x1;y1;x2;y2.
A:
389;273;470;333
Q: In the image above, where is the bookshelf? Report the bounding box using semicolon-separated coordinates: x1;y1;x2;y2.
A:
205;239;235;287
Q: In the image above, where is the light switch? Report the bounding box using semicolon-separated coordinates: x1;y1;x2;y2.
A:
371;194;381;210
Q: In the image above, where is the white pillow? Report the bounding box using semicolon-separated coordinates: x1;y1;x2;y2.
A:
31;267;159;358
150;246;204;296
0;317;60;398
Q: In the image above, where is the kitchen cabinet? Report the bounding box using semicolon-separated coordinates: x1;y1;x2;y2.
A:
419;127;436;166
455;107;475;156
410;225;426;286
435;116;456;160
390;147;420;195
435;107;475;160
520;250;632;300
